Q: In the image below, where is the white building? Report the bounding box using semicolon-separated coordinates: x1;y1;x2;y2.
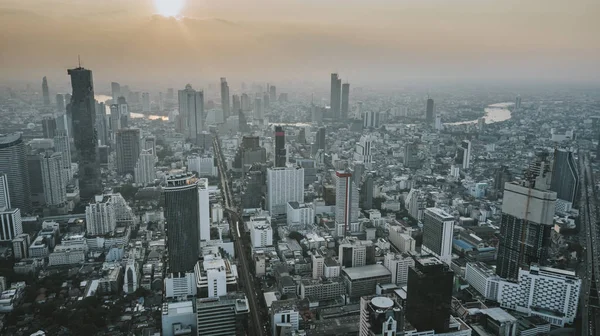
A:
405;188;426;222
134;149;155;186
198;178;210;245
422;208;454;265
460;140;472;170
339;239;373;268
383;252;415;286
85;195;116;235
53;131;72;182
28;236;49;258
324;258;341;278
48;244;86;266
0;208;22;242
187;155;217;177
354;135;375;168
161;301;197;336
123;259;140;294
195;254;238;298
286;202;315;228
250;220;273;248
335;171;359;233
40;152;66;206
388;226;416;254
267;166;304;216
164;272;197;298
12;233;30;260
211;203;223;224
0;173;10;209
363;111;381;128
272;302;300;336
311;251;325;279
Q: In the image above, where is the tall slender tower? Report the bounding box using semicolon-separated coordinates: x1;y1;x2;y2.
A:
275;126;286;167
111;82;121;102
330;73;342;119
40;152;66;206
0;133;31;213
178;84;204;144
341;83;350;120
220;77;230;120
42;76;50;106
67;66;101;199
116;128;141;175
56;94;65;113
426;98;434;123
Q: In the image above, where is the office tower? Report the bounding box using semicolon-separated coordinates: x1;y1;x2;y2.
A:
67;66;101;199
240;93;250;111
254;97;263;121
384;252;415;286
422;208;454;265
27;154;45;206
330;73;342;119
111;82;121;102
53;131;72;181
0;174;10;209
550;148;579;205
267;167;304;216
0;208;22;242
232;94;241;112
85;195;116;235
269;85;277;102
363;111;381;128
220;77;230;119
164;174;200;273
315;127;326;151
493;165;512;193
110;104;120;135
0;133;31;213
425;98;434;123
95;102;109;146
134;149;155;186
56;94;65;113
354;135;375;168
196;294;249;336
275;126;286;167
263;92;270;109
178;84;204;143
12;233;30;260
341;83;350;120
40;152;66;206
361;173;374;210
41;116;56;139
143;136;156;156
142;92;150;112
116;128;141;175
455;140;472;170
406;256;454;333
117;96;129;123
238;110;250;133
339;239;375;268
496;180;556;281
515;95;522;111
241;169;264;209
404;142;420;169
198;178;210;244
42;76;50;105
359;295;404;336
336;171;359;234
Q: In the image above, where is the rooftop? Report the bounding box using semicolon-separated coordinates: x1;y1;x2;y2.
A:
342;264;391;280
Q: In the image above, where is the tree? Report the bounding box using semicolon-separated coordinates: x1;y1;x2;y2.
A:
288;231;305;243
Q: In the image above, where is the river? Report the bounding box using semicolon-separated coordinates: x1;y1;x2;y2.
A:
95;94;169;121
445;102;513;125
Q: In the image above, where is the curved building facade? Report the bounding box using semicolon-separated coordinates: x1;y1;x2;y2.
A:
0;133;31;213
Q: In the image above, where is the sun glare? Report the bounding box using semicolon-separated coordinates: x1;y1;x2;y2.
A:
154;0;185;17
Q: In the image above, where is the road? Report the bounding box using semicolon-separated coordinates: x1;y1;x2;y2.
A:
577;152;600;336
213;133;267;336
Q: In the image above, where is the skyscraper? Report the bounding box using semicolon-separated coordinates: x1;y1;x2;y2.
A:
0;133;31;213
164;174;200;273
330;73;342;119
40;152;66;206
426;98;434;123
315;127;326;151
134;149;155;186
141;92;150;112
42;117;57;138
178;84;204;143
27;154;45;206
455;140;472;170
0;208;22;242
53;131;72;182
117;96;129;128
67;66;101;199
232;94;241;113
111;82;121;102
341;83;350;120
254;97;264;121
359;295;404;336
95;101;109;146
42;76;50;106
354;135;375;168
86;195;116;235
515;95;522;111
220;77;230;119
550;148;579;205
267;167;304;216
198;178;210;245
336;171;359;234
275;126;286;167
406;256;454;333
56;94;65;113
0;173;10;210
422;208;454;265
404;142;421;169
269;85;277;102
116;128;141;175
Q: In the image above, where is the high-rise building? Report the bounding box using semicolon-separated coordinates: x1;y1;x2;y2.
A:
53;131;72;182
42;117;57;138
42;76;50;106
493;165;512;193
359;295;404;336
339;239;375;268
110;104;120;136
164;174;200;273
403;142;421;169
40;152;66;206
141;92;150;112
263;92;270;109
27;154;45;206
196;294;249;336
275;126;286;167
0;173;10;209
363;111;381;128
134;149;155;186
197;178;210;245
315;127;327;152
117;96;129;128
178;84;204;143
455;140;472;170
0;133;31;213
383;252;415;286
116;128;141;175
341;83;350;120
12;233;30;260
330;73;342;119
111;82;121;102
422;208;454;265
143;136;156;156
515;95;522;111
550;148;579;205
95;101;109;146
267;167;304;216
0;208;22;242
354;135;375;168
232;94;241;113
269;85;277;102
56;94;65;113
240;93;251;111
220;77;230;119
361;173;374;210
426;98;434;123
496;181;556;281
271;300;300;336
406;256;454;333
67;66;101;199
85;195;116;235
336;171;359;234
254;97;263;121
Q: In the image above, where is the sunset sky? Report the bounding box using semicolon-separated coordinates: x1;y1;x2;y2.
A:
0;0;598;87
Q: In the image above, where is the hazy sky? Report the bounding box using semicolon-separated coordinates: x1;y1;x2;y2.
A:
0;0;598;88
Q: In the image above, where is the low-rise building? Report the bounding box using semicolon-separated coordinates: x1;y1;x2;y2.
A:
342;264;392;298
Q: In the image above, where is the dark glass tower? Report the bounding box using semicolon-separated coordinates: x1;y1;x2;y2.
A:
275;126;286;167
330;73;341;119
426;98;434;123
341;83;350;120
316;127;326;151
550;148;579;205
164;174;200;273
67;66;101;199
220;77;230;120
116;128;141;175
0;133;31;213
406;257;454;333
42;76;50;106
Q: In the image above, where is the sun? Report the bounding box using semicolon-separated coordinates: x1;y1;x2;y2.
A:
154;0;185;17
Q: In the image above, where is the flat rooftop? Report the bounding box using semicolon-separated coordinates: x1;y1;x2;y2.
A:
342;264;391;280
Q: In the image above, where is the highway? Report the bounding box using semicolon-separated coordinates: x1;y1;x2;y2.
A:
213;133;267;336
577;152;600;336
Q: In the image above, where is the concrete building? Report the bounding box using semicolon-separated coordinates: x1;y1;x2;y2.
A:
194;254;238;298
0;133;31;212
115;128;141;175
197;178;211;245
161;301;196;336
53;131;72;182
28;236;49;258
164;272;197;299
354;135;375;168
286;202;315;228
388;226;416;253
272;299;300;336
422;208;454;265
40;152;66;206
311;251;325;279
300;277;346;301
85;195;116;236
123;259;140;294
141;92;150;112
187;155;217;177
383;252;415;286
48;244;86;266
0;173;10;210
178;84;205;142
339;239;375;268
12;233;30;260
336;170;360;234
267;167;304;216
196;294;249;336
134;149;155;186
359;295;404;336
363;111;381;129
0;208;22;242
342;264;392;298
250;220;273;248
